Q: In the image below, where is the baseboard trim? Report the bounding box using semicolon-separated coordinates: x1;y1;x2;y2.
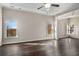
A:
65;35;79;39
2;38;54;46
2;36;71;46
69;37;79;40
59;36;68;39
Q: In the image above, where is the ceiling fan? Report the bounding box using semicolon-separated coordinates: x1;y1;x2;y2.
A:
37;3;59;10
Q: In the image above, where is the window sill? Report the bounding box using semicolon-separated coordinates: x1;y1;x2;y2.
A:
5;36;18;39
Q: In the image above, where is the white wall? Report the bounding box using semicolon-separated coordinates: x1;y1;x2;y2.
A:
57;19;68;38
69;17;79;38
56;9;79;39
2;8;54;44
55;11;72;39
0;6;2;46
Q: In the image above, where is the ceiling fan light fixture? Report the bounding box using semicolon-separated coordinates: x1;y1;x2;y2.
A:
45;3;51;8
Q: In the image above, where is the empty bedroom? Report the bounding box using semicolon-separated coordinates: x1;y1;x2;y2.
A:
0;3;79;56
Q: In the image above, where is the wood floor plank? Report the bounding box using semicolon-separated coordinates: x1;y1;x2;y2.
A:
0;38;79;56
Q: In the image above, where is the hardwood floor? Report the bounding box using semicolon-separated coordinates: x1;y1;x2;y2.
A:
0;38;79;56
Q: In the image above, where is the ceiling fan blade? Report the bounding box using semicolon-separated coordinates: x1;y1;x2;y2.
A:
51;4;59;7
37;5;44;10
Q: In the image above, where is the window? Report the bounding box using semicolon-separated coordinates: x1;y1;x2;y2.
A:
6;20;17;37
48;24;52;34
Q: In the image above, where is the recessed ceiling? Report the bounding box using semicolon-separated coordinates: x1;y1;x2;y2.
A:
0;3;79;16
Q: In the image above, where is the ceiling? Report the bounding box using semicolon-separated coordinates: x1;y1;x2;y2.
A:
0;3;79;16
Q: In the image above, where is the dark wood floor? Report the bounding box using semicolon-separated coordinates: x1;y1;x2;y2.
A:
0;38;79;56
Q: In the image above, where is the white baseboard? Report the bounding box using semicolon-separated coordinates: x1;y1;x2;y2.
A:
3;37;54;45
